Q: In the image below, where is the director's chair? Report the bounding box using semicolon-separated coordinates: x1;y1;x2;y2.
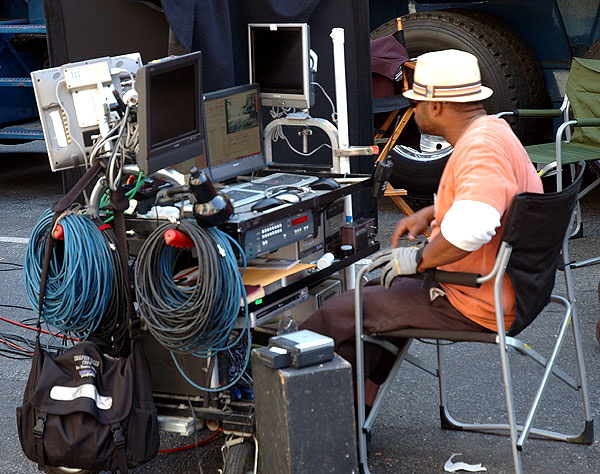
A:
498;57;600;240
354;162;593;474
370;21;432;234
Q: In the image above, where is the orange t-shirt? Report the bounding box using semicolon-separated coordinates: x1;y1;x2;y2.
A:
431;115;543;331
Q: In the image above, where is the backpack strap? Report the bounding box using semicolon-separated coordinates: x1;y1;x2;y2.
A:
37;161;105;335
33;411;47;470
109;187;142;341
111;423;129;474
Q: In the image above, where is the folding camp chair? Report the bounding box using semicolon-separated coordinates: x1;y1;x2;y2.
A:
354;162;593;474
498;57;600;240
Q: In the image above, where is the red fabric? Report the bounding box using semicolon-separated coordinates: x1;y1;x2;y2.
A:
370;35;409;98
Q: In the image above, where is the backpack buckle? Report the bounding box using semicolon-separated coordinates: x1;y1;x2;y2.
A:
111;424;126;448
33;414;47;438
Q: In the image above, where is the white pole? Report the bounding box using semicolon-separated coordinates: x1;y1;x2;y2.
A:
330;27;355;290
330;27;351;175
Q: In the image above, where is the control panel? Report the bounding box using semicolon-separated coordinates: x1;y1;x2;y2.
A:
236;209;315;258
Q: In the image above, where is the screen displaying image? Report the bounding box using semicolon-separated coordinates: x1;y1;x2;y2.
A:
205;89;261;167
225;92;259;134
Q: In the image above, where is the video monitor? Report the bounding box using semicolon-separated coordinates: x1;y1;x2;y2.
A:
31;53;142;172
248;23;313;110
203;83;266;183
136;51;206;174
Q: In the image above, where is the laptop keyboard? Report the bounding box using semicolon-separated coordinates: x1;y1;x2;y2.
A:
252;173;317;187
220;173;319;208
221;188;264;207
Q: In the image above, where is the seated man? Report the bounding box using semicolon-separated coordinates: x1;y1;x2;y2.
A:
300;49;543;407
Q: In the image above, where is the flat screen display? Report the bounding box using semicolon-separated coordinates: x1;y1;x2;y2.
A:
203;83;266;183
136;51;206;174
149;63;197;148
248;23;312;110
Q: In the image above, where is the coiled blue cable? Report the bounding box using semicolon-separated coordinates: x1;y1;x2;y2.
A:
23;209;115;338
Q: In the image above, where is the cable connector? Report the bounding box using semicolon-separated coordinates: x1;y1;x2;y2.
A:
52;223;65;240
164;229;194;248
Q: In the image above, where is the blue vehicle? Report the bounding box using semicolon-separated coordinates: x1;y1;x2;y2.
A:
0;0;45;142
369;0;600;198
4;0;600;195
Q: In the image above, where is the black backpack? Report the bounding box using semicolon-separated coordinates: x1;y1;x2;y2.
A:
17;166;159;472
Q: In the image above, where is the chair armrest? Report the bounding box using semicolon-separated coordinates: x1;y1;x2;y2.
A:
412;269;481;287
498;108;563;118
574;118;600;127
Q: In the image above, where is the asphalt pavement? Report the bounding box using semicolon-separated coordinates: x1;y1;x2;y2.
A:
0;151;599;473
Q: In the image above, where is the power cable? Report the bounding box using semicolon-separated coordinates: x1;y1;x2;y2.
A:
134;220;250;391
22;209;121;342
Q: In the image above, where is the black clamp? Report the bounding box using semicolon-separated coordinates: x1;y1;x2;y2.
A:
128;317;143;338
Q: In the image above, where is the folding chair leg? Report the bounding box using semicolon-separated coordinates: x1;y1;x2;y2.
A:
355;266;416;474
564;312;594;440
356;336;412;470
355;267;372;474
363;338;412;433
562;244;594;441
435;304;591;474
436;337;524;474
498;333;524;474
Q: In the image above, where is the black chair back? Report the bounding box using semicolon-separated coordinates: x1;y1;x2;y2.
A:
503;163;584;336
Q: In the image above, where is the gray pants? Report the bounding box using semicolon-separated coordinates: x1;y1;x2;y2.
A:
300;277;489;384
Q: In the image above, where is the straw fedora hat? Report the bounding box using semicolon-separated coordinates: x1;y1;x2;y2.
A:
403;49;493;102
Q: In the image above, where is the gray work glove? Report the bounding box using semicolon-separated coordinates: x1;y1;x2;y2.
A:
379;246;424;288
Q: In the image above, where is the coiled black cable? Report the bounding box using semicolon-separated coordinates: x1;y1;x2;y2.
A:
134;220;248;361
90;223;129;355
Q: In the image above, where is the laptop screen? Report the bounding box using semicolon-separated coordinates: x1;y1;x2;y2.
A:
203;83;267;183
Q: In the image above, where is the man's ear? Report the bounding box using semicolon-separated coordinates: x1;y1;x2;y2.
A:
429;101;445;116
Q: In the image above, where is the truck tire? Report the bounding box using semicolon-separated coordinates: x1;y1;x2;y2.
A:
389;141;452;203
443;9;548;113
444;9;551;144
372;11;535;199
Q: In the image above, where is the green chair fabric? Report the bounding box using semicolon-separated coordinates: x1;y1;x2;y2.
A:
525;57;600;166
567;58;600;147
527;141;600;165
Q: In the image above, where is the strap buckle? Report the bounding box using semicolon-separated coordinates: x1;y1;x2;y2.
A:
33;414;47;438
111;423;126;448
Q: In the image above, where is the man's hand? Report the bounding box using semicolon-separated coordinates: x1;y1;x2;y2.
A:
391;205;435;247
380;246;424;288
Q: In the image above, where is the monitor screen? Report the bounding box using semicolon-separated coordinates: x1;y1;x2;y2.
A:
248;23;313;110
203;83;266;183
136;51;206;174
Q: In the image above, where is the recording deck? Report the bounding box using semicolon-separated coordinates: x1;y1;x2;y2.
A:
219;188;319;259
218;173;366;259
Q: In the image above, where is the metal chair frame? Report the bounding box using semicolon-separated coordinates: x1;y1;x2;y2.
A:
354;169;593;474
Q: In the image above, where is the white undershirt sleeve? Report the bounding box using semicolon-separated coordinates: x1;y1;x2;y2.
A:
440;200;502;252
